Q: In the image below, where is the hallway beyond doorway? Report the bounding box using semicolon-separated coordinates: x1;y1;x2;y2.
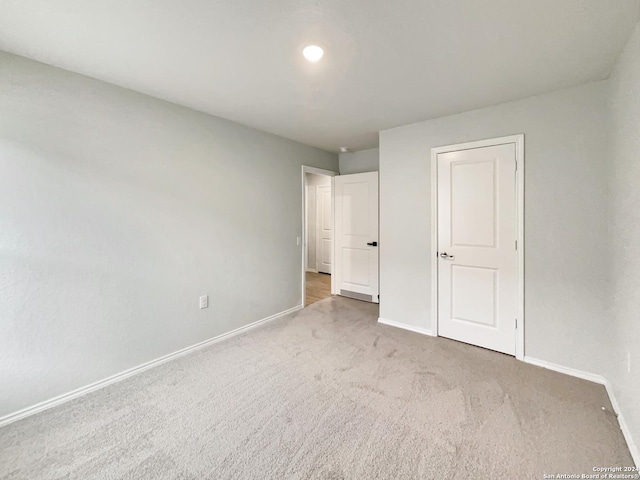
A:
305;272;331;306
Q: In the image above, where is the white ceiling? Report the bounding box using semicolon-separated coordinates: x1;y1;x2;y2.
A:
0;1;638;152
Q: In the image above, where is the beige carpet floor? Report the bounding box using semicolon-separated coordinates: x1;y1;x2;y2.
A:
0;296;633;479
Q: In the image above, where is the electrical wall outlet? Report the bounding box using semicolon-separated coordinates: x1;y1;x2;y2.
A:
199;295;209;309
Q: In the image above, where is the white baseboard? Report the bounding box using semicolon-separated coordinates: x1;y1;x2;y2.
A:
524;356;638;467
603;380;639;467
523;356;607;385
0;304;303;429
377;317;435;337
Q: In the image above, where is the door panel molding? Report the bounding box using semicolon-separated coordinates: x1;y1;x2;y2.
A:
430;135;525;360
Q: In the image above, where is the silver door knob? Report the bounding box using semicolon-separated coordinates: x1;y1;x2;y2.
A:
440;252;455;260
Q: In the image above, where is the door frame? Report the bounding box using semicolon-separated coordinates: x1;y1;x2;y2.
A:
301;166;338;307
430;134;525;360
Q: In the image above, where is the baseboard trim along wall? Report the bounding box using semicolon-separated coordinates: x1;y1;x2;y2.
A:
604;381;639;468
524;356;639;467
0;305;303;429
523;356;606;385
377;317;435;337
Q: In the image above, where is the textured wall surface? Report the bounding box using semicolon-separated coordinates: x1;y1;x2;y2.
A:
339;148;379;174
0;52;337;418
608;22;640;458
379;81;610;375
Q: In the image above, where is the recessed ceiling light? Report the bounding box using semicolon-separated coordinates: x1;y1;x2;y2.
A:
302;45;324;63
340;147;348;153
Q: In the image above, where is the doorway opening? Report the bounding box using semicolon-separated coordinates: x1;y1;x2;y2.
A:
302;166;337;307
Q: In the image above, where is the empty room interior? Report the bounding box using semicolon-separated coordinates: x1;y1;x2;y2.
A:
1;1;639;479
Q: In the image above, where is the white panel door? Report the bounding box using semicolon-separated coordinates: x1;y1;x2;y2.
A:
316;185;332;274
334;172;379;303
437;143;517;355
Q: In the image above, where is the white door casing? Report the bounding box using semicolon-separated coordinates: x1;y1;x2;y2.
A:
316;185;333;274
434;137;523;356
334;172;379;303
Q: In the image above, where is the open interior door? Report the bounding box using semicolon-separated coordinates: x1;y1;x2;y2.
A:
333;172;379;303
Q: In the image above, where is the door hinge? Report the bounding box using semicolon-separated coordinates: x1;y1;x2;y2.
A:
515;318;518;329
515;160;518;171
515;240;518;250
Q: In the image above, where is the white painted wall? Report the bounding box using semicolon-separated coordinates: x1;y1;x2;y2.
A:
608;22;640;458
379;81;610;375
305;173;331;272
339;148;379;174
0;52;337;418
